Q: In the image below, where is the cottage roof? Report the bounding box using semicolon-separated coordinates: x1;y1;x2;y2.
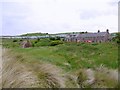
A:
76;32;107;38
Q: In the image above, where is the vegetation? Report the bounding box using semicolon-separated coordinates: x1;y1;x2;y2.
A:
20;31;90;36
1;38;118;88
1;49;65;88
112;32;120;44
21;32;49;36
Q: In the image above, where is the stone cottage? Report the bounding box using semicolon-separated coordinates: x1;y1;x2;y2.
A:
65;30;112;43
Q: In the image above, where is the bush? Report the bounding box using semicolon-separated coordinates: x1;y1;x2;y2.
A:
34;39;51;47
92;43;98;45
117;40;120;44
35;41;38;44
13;39;17;42
20;39;23;41
32;43;35;47
50;37;55;40
50;41;63;46
55;37;60;40
37;38;40;41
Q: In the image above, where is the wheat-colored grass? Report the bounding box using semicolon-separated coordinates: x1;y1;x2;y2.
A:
0;48;66;88
0;45;2;89
1;49;40;88
28;62;66;88
73;67;118;88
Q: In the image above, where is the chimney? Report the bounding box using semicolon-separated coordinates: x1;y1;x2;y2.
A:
98;30;100;33
106;29;109;33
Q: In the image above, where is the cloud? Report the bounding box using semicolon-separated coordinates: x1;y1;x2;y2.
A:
1;0;118;35
108;0;119;6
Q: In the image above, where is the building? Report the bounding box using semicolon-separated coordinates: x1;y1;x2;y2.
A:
65;30;112;43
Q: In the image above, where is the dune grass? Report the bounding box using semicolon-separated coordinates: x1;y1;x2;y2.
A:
1;49;40;88
1;48;66;88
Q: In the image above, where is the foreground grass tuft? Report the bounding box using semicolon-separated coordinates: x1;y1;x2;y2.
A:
1;49;40;88
1;48;66;88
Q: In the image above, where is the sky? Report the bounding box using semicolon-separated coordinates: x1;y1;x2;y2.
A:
1;0;119;36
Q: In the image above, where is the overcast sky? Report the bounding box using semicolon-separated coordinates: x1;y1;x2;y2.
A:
1;0;119;35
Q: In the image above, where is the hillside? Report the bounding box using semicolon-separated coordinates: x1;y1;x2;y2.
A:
20;31;89;36
21;32;49;36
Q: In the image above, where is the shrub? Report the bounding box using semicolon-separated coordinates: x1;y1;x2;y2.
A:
37;38;40;41
20;39;23;41
34;39;51;47
55;37;60;40
80;42;85;45
13;39;17;42
50;41;63;46
50;37;55;40
92;43;98;45
34;41;38;44
32;43;35;47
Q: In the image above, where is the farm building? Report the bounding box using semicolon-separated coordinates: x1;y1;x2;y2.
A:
65;30;112;43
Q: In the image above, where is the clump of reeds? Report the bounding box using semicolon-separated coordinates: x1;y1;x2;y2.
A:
1;49;65;88
30;62;65;88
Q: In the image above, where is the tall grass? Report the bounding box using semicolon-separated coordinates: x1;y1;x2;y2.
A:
75;68;118;88
0;45;2;89
1;48;65;88
1;49;40;88
30;62;65;88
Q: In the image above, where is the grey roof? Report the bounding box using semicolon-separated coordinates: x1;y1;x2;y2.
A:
75;32;107;38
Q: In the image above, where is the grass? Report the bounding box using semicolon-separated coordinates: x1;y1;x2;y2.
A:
1;48;66;88
9;42;118;71
93;71;118;88
1;49;40;88
1;38;118;88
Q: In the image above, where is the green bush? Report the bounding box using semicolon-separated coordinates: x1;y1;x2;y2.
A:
33;39;51;47
50;41;63;46
117;40;120;44
35;41;38;44
20;39;23;41
32;38;63;47
50;37;55;40
55;37;60;40
92;43;98;45
37;38;40;41
13;39;17;42
32;43;35;47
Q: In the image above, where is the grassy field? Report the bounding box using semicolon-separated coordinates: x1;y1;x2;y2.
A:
1;38;118;88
